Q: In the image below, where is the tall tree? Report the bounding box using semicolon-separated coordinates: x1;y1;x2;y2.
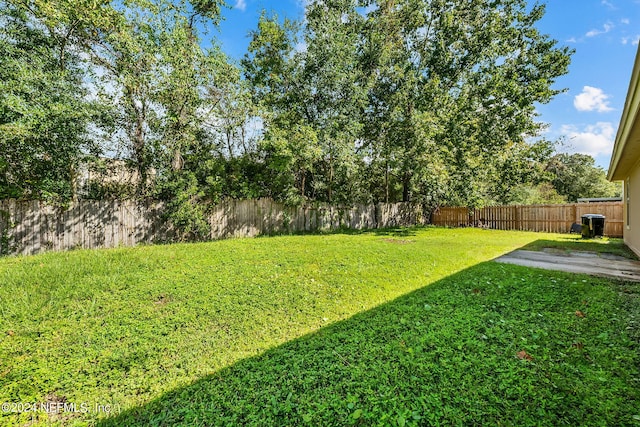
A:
156;1;227;173
358;0;572;207
490;139;555;205
359;0;438;202
243;13;323;203
84;0;226;195
300;0;366;203
547;153;621;202
90;7;161;194
0;1;101;201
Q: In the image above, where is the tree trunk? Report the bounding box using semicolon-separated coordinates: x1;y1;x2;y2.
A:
385;160;389;203
171;148;183;171
402;172;410;202
328;153;333;203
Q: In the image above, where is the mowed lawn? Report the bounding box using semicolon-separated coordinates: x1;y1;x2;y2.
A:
0;228;638;426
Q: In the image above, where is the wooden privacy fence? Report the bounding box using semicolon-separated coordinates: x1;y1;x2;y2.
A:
431;202;623;237
0;199;428;256
0;199;624;256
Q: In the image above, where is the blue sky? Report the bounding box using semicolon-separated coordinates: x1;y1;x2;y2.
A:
214;0;640;171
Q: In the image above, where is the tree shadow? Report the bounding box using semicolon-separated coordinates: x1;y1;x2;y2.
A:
96;260;638;426
373;226;421;237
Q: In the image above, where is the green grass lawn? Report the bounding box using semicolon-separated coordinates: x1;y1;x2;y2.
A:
0;228;638;426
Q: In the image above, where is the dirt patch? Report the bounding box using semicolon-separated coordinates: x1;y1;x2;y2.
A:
153;294;172;305
43;393;81;424
44;393;67;404
382;238;414;245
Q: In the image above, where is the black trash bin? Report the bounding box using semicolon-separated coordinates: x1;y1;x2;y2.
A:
581;214;605;238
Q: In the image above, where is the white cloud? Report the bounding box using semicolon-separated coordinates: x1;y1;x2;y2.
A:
622;35;640;45
234;0;246;11
558;122;616;157
574;86;614;112
586;22;614;37
621;18;630;24
601;0;616;9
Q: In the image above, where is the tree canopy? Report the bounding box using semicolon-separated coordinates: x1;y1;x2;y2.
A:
2;0;614;227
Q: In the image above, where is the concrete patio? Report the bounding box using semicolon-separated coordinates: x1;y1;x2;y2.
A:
494;249;640;282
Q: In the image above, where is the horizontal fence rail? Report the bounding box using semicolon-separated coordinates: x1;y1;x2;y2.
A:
431;202;623;238
0;199;428;256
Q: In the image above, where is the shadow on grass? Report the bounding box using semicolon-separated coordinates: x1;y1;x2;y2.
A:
372;226;421;237
98;259;639;426
522;237;638;260
255;225;423;239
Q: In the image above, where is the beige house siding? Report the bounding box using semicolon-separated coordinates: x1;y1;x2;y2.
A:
609;44;640;257
625;163;640;257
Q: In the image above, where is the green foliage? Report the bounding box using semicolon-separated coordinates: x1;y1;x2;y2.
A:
297;0;366;203
547;153;621;202
490;140;556;204
0;0;582;215
240;0;573;207
83;181;138;200
0;229;638;426
0;209;10;256
242;11;300;109
509;182;567;205
356;0;572;206
260;119;321;204
0;1;96;202
243;13;327;203
481;144;619;206
156;171;211;241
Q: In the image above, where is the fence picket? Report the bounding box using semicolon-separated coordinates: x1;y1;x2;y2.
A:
0;199;431;256
0;200;624;256
432;203;623;237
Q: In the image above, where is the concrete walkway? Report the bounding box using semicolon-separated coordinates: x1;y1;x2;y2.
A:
494;249;640;282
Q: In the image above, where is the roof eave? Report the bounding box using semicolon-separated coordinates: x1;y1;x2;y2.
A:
608;43;640;181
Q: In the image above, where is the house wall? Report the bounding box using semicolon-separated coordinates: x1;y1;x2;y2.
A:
626;162;640;257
